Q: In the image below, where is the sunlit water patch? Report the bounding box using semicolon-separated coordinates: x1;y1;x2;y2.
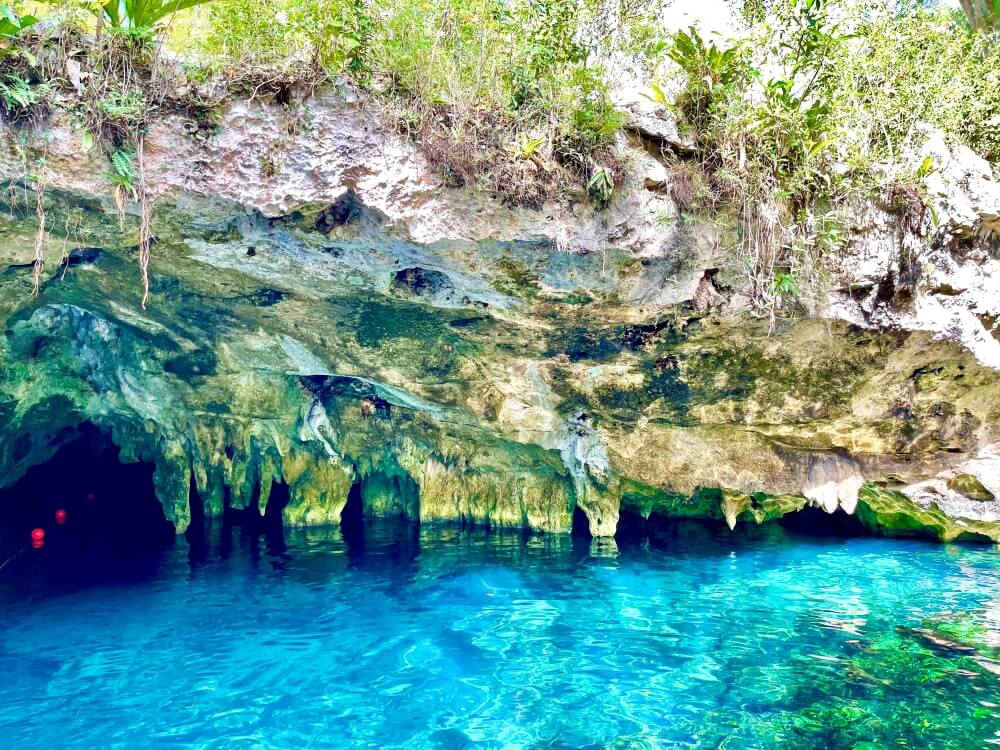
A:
2;520;1000;749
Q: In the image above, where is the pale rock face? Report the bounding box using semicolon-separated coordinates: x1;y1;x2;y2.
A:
919;126;1000;237
175;87;685;270
904;443;1000;522
613;85;696;153
631;139;671;189
0;89;731;312
826;124;1000;370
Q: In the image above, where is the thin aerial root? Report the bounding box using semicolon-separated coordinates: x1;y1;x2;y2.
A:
137;135;152;309
32;175;46;297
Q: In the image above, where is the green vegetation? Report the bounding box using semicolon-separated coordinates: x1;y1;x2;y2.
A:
0;3;35;42
653;0;1000;320
89;0;216;32
0;4;44;122
0;73;45;119
104;148;139;226
188;0;650;205
654;7;847;318
0;0;995;308
833;5;1000;167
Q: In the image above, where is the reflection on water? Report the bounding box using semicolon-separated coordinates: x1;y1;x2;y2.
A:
1;518;1000;749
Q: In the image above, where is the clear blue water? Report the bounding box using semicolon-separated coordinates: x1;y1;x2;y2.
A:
2;520;1000;750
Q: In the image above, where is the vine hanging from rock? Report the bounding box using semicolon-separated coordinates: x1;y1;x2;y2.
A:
137;135;152;309
31;166;46;298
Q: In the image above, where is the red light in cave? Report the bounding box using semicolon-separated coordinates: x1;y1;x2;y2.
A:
30;528;45;549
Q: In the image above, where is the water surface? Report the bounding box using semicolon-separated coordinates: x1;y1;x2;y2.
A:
2;520;999;749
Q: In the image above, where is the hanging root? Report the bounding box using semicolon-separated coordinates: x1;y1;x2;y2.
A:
113;184;128;231
59;212;82;281
32;175;46;297
733;180;786;330
137;135;152;309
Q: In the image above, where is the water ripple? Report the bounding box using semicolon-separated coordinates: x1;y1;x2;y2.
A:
1;524;1000;749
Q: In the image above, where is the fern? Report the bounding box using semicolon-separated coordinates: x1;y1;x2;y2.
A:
105;149;139;228
0;76;37;110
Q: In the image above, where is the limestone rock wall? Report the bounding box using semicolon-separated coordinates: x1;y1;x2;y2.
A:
0;94;998;542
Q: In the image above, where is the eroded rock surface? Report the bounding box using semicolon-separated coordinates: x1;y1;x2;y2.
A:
825;124;1000;369
1;95;998;541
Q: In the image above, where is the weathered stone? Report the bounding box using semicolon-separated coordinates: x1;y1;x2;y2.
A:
613;85;697;153
0;97;997;544
947;474;995;502
825;124;1000;369
856;484;1000;543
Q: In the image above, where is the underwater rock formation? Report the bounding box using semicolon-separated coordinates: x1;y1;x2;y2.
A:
1;94;999;541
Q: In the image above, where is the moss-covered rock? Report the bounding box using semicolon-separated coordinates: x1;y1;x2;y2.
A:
947;473;996;502
855;485;1000;543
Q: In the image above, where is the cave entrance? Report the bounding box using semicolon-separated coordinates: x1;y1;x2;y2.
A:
341;480;365;540
185;478;290;569
263;480;291;526
341;472;420;528
778;505;871;537
614;505;650;540
0;423;174;579
571;504;591;537
340;472;421;551
340;473;429;568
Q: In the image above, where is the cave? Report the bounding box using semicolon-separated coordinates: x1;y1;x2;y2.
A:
341;480;365;540
778;505;871;537
614;505;651;539
341;472;421;528
339;472;424;552
0;423;175;582
571;504;591;537
264;480;291;526
185;477;290;569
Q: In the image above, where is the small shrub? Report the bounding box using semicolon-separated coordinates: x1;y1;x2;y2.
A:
586;166;614;207
89;84;148;145
94;0;218;34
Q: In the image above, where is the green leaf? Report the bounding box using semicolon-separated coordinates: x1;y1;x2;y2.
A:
0;5;19;26
808;137;836;157
915;155;935;179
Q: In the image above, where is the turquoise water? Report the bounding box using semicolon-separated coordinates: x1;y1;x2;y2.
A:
2;520;1000;749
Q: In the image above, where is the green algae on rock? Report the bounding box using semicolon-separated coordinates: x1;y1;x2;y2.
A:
947;473;996;502
855;485;1000;543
